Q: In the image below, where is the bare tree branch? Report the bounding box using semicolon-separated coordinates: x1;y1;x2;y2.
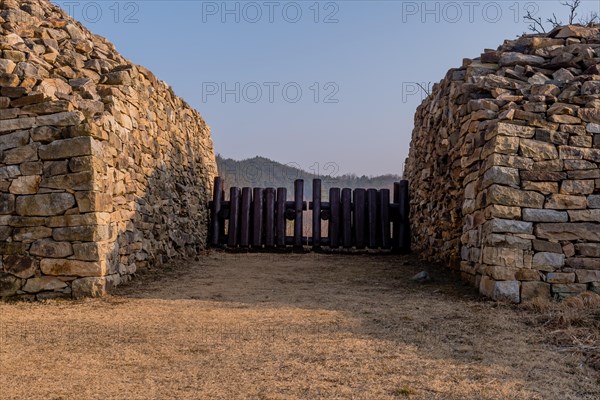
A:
579;11;599;27
525;10;546;33
561;0;581;24
546;13;562;28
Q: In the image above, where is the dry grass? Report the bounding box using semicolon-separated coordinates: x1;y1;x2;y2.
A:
1;252;599;399
521;292;600;372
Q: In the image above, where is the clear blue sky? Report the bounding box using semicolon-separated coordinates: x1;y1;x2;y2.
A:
53;0;600;176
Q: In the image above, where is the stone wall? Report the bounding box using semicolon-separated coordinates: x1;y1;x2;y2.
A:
0;0;216;299
405;25;600;302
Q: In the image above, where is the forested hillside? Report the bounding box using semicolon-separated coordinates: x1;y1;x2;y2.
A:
216;155;401;197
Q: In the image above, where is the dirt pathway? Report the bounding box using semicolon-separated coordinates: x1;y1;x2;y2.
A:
1;252;598;399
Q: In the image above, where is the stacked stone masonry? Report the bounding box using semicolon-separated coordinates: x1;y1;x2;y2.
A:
0;0;217;299
405;25;600;303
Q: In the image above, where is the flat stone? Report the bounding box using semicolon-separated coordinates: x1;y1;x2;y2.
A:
31;126;63;143
579;108;600;124
2;255;36;279
72;276;114;298
545;272;575;283
0;272;22;297
0;130;29;151
568;210;600;222
575;243;600;257
15;193;76;216
72;242;102;261
9;176;41;195
482;166;519;188
521;181;558;194
521;281;550;301
75;192;112;213
554;25;600;38
486;218;533;234
499;52;545;67
536;223;600;241
486;122;535;139
520;171;566;181
22;276;67;293
29;239;73;258
523;209;568;223
22;100;74;115
38;137;93;160
551;283;587;296
35;111;83;127
52;225;110;242
1;144;38;164
13;226;52;242
479;276;520;303
560;180;595;195
533;252;565;270
519;139;558;160
575;270;600;284
533;240;563;254
566;258;600;269
40;171;95;191
482;246;524;268
545;194;587;209
487;185;545;208
485;234;531;250
40;259;106;277
484;205;521;220
588;195;600;209
0;117;37;133
587;123;600;134
516;269;541;281
0;193;16;214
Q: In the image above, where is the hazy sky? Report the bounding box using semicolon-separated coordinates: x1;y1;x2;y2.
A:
53;0;600;176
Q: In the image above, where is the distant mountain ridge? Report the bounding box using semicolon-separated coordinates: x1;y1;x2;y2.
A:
216;155;401;197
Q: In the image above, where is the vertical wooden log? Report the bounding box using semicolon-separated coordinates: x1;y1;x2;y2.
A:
220;188;226;239
276;188;287;247
240;187;252;247
341;188;352;248
210;177;223;246
354;189;366;249
366;189;378;248
329;188;341;248
399;180;411;254
264;188;275;247
227;187;241;247
380;189;391;249
294;179;304;247
312;179;322;249
392;182;401;251
252;188;263;247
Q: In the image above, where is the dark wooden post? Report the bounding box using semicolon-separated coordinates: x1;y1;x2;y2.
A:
294;179;304;247
312;179;322;249
240;187;252;247
264;188;275;247
341;188;352;248
392;182;401;251
227;187;241;247
380;189;391;249
276;188;287;247
252;188;263;248
354;189;366;249
367;189;378;248
399;180;411;254
329;188;341;248
210;177;223;246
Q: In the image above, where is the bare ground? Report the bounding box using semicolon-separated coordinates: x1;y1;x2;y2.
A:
1;252;599;400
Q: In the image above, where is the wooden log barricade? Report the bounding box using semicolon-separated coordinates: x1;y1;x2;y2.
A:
209;177;410;252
